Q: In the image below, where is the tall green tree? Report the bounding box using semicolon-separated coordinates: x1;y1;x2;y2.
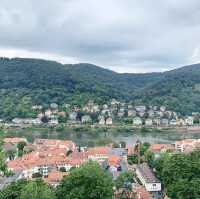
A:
154;150;200;199
0;132;10;176
20;179;56;199
0;179;29;199
114;171;135;190
56;161;113;199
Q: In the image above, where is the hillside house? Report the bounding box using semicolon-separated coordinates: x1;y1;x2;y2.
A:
32;105;42;110
160;106;166;112
50;103;58;109
133;117;143;126
135;106;146;112
153;118;161;126
161;119;169;126
81;115;92;123
153;106;158;111
148;110;154;118
110;99;120;106
177;118;186;126
145;118;153;126
103;104;109;109
169;119;177;126
48;119;58;126
138;111;145;117
118;108;125;117
69;112;77;121
106;117;113;125
99;117;105;125
128;110;136;117
185;116;194;126
156;111;164;118
37;113;44;119
128;104;133;109
45;109;52;118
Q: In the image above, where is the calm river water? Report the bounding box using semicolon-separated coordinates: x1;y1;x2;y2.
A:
9;128;200;146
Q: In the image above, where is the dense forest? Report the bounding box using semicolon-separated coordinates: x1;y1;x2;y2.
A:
0;57;200;119
154;149;200;199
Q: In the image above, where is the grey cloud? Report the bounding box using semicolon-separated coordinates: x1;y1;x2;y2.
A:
0;0;200;72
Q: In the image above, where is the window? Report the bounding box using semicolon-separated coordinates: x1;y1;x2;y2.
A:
153;184;156;187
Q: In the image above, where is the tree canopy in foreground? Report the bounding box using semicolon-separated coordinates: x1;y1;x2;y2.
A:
154;149;200;199
56;161;113;199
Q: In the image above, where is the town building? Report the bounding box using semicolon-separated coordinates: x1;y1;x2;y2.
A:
43;171;68;187
136;163;161;192
87;146;112;163
145;118;153;126
135;106;146;112
133;117;143;126
128;110;137;117
175;139;200;152
99;117;105;125
81;115;92;123
105;117;113;125
69;112;77;121
3;137;27;144
149;144;174;158
185;116;194;126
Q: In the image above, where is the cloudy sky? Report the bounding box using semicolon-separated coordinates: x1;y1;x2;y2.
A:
0;0;200;73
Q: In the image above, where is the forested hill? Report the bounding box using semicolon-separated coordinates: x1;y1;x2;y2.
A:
136;63;200;114
0;57;199;119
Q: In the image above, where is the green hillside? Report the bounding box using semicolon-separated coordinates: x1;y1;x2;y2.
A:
0;57;199;119
136;64;200;114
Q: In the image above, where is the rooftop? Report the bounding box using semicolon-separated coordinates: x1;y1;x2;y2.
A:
136;163;160;184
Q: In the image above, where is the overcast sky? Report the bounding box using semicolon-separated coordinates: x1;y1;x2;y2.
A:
0;0;200;73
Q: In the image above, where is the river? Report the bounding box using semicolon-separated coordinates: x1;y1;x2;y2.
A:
6;127;200;146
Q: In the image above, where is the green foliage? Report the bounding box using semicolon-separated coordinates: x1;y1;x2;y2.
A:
0;179;29;199
0;58;200;120
17;141;26;151
17;141;26;157
127;154;138;165
41;116;49;123
114;171;135;190
144;150;155;168
56;161;113;199
0;134;10;176
6;149;16;160
154;150;200;199
20;179;56;199
140;142;150;156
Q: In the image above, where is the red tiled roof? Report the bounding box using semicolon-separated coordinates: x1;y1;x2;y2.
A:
43;171;68;183
3;137;27;144
150;144;174;151
134;185;151;199
87;146;111;155
108;155;120;166
34;139;76;150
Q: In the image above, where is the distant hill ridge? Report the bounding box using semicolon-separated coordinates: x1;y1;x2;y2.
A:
0;57;200;119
